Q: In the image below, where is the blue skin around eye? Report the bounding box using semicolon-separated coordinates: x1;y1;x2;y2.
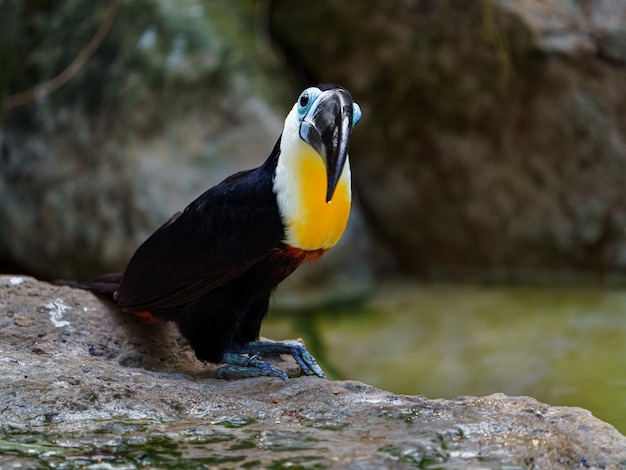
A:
352;102;362;126
298;88;321;118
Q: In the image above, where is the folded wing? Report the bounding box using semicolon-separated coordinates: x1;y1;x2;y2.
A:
115;167;283;312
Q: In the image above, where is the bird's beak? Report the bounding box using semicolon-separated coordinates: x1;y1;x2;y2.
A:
299;88;355;203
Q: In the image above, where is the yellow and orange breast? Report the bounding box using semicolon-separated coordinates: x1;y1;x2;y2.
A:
274;141;351;252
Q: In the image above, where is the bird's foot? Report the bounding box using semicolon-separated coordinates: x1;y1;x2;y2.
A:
217;340;325;380
217;352;290;380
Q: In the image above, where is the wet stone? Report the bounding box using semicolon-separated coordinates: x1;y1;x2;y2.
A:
1;276;625;468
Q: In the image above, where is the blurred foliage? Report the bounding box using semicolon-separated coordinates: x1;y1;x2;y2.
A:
2;0;293;129
0;0;19;123
6;1;222;121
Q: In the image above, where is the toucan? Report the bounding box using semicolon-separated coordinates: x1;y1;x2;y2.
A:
62;84;361;379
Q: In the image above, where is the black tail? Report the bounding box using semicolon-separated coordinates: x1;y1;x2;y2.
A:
54;272;123;295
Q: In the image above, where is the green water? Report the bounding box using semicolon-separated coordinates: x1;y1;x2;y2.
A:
263;281;626;435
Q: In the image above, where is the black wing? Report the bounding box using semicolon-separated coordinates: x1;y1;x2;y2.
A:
115;162;283;312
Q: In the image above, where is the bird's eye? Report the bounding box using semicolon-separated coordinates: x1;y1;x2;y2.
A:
297;87;320;117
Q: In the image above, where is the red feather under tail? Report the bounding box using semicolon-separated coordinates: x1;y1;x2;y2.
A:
55;273;162;324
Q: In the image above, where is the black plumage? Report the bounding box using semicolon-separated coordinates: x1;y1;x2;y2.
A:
114;139;302;363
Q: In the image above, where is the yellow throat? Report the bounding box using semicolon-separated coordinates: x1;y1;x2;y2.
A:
274;138;351;251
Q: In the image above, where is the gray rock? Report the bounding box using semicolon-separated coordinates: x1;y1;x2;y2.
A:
271;0;626;278
1;276;625;468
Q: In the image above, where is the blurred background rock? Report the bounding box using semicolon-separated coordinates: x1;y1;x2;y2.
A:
273;0;626;282
1;0;625;291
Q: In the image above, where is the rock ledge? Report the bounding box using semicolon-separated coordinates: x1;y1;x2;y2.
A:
1;276;625;468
